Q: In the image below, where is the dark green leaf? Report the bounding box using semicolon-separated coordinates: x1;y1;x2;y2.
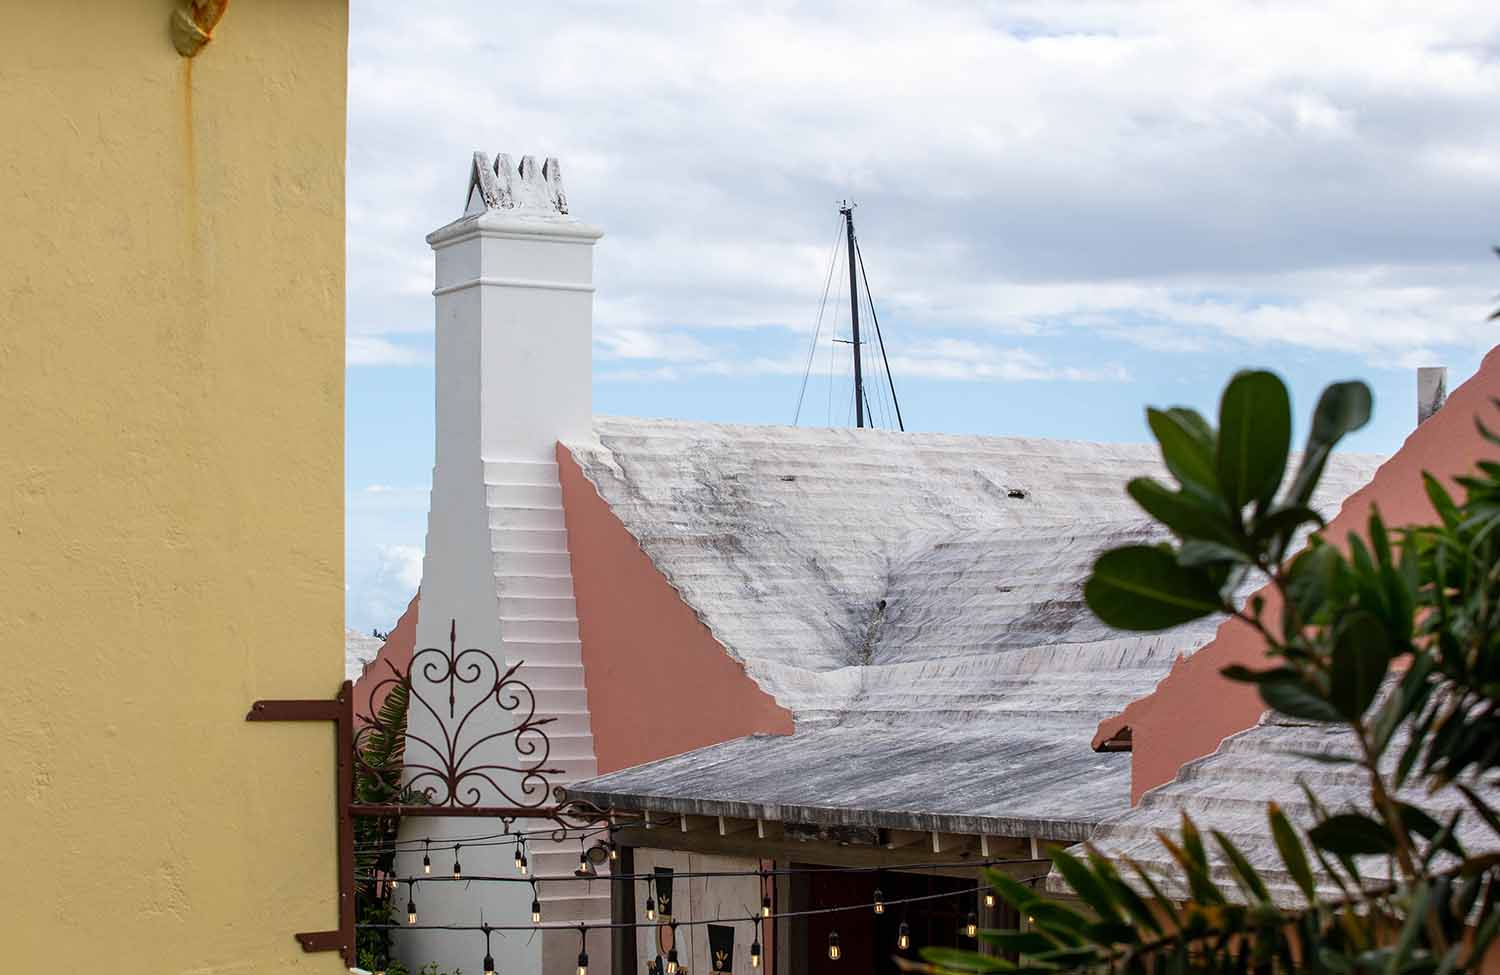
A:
918;947;1014;973
982;868;1042;913
1455;783;1500;839
1026;902;1093;942
1221;664;1299;684
1284;381;1373;509
1156;830;1225;906
1177;540;1252;567
1308;813;1395;856
1127;477;1238;546
1329;611;1392;720
1147;407;1219;497
1084;545;1223;631
1261;678;1344;723
1210;830;1271;903
1047;848;1120;924
977;931;1057;956
1217;370;1292;515
1084;846;1163;936
1268;803;1318;904
1423;473;1463;531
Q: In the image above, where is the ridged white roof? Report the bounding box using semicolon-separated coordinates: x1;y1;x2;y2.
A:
565;417;1382;835
1071;710;1499;906
345;629;383;682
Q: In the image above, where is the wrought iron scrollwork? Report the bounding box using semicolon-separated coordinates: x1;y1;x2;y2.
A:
352;619;565;810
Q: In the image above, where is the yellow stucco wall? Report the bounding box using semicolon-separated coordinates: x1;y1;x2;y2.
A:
1;2;348;971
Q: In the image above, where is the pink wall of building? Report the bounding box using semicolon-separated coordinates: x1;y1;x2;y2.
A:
1096;349;1500;802
558;444;795;775
354;592;420;725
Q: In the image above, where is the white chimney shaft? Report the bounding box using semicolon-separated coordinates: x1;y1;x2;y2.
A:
1418;366;1447;426
427;152;603;464
401;156;609;975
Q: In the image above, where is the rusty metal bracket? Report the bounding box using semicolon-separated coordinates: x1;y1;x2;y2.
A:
247;680;356;964
247;624;623;965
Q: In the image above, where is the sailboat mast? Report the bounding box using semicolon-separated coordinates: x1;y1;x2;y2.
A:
841;202;864;428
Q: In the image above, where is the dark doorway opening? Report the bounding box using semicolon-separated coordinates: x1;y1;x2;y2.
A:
797;865;983;975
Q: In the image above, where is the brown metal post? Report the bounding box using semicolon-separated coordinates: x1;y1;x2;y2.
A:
245;679;356;964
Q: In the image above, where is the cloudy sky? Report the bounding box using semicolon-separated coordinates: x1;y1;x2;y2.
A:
345;0;1500;633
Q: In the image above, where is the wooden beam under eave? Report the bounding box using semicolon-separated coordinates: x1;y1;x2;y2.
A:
680;814;716;834
882;829;927;849
719;816;755;836
931;832;976;854
756;819;785;841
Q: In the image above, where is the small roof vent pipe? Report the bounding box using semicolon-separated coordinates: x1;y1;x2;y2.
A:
1418;367;1448;426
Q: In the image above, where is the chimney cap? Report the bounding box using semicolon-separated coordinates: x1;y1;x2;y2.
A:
466;152;568;217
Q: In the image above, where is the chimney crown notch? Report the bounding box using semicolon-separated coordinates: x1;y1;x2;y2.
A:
466;151;569;217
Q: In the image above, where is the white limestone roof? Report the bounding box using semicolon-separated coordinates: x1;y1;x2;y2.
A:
564;417;1383;836
345;629;383;683
1067;710;1500;907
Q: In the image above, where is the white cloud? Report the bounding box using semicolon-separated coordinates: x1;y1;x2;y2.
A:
347;0;1500;375
377;544;425;591
347;335;431;366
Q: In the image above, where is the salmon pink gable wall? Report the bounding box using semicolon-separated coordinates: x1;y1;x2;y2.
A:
557;444;795;774
354;592;420;725
1096;348;1500;803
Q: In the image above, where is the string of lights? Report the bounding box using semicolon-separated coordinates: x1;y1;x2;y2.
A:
368;879;1004;932
364;879;1053;975
355;819;623;854
361;856;1049;886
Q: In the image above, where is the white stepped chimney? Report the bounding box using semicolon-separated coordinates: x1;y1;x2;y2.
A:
399;154;609;975
428;152;603;463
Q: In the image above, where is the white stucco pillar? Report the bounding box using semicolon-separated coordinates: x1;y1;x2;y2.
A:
395;153;606;975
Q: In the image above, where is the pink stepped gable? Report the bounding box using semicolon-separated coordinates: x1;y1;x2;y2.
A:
1095;349;1500;802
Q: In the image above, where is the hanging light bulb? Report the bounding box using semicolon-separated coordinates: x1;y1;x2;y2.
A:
984;891;996;909
578;926;590;975
483;922;497;975
965;913;978;938
760;894;772;918
645;892;657;921
532;896;543;924
515;842;527;875
873;888;885;915
519;849;530;876
577;950;588;975
666;948;679;975
576;842;595;877
897;921;911;950
750;939;762;969
608;841;620;862
827;931;841;961
407;893;418;926
453;845;463;880
423;840;432;876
